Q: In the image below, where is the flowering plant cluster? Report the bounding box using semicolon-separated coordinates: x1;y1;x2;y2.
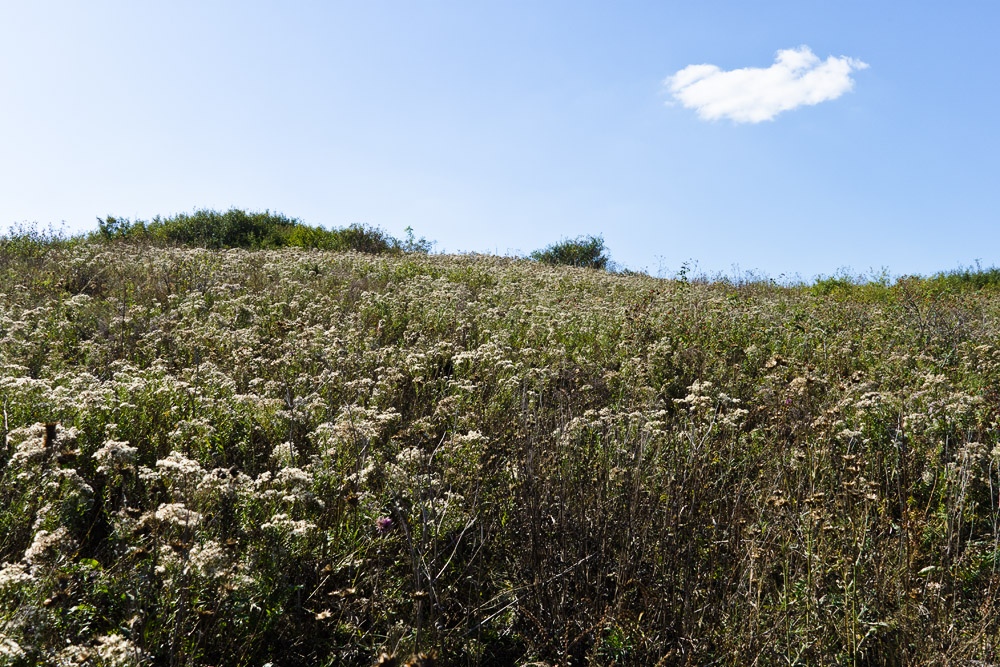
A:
1;241;1000;664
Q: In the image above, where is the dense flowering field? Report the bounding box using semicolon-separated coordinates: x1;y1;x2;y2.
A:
2;242;1000;665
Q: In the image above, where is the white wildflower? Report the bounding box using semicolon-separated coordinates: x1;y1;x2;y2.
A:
196;467;249;500
271;441;297;466
153;502;202;528
94;439;138;473
275;466;312;490
395;447;426;469
95;633;148;666
24;527;77;567
168;418;216;447
44;468;95;517
674;379;715;414
7;423;50;470
154;544;181;576
344;460;377;487
456;430;488;444
189;540;229;579
0;562;33;589
0;634;24;659
261;513;316;538
719;407;749;429
156;451;204;499
314;406;400;457
55;643;93;665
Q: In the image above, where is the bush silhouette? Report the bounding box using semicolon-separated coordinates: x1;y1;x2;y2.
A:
928;264;1000;291
529;235;609;270
92;208;431;254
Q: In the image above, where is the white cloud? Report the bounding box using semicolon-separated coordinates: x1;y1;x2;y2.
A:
665;46;868;123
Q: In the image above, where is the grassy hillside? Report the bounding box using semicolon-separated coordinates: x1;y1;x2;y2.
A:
2;236;1000;665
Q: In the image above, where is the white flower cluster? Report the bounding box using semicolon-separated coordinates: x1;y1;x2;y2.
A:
8;425;51;471
386;446;436;492
93;439;138;473
261;513;316;538
95;633;149;666
24;527;77;567
674;380;716;415
188;540;229;579
7;423;80;476
673;379;749;428
313;405;400;457
0;562;33;589
156;451;205;500
271;441;297;466
55;643;94;665
152;502;202;528
196;466;250;501
0;634;24;659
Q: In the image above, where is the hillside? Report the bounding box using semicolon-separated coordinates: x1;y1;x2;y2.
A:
2;240;1000;665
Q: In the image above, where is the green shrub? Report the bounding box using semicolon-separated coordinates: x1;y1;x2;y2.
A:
530;234;610;270
927;264;1000;292
400;225;434;254
91;208;433;254
0;222;74;275
96;215;144;241
151;209;297;249
810;274;858;296
323;223;398;253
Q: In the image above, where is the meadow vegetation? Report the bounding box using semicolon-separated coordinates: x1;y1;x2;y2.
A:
2;220;1000;665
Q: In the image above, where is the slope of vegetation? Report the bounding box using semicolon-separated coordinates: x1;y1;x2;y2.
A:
2;231;1000;665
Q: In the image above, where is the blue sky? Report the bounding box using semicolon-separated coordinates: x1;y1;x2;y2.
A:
2;1;997;279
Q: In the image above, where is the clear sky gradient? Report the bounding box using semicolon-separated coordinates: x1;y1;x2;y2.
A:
2;2;997;279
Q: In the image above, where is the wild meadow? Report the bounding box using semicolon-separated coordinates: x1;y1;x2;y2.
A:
2;221;1000;665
